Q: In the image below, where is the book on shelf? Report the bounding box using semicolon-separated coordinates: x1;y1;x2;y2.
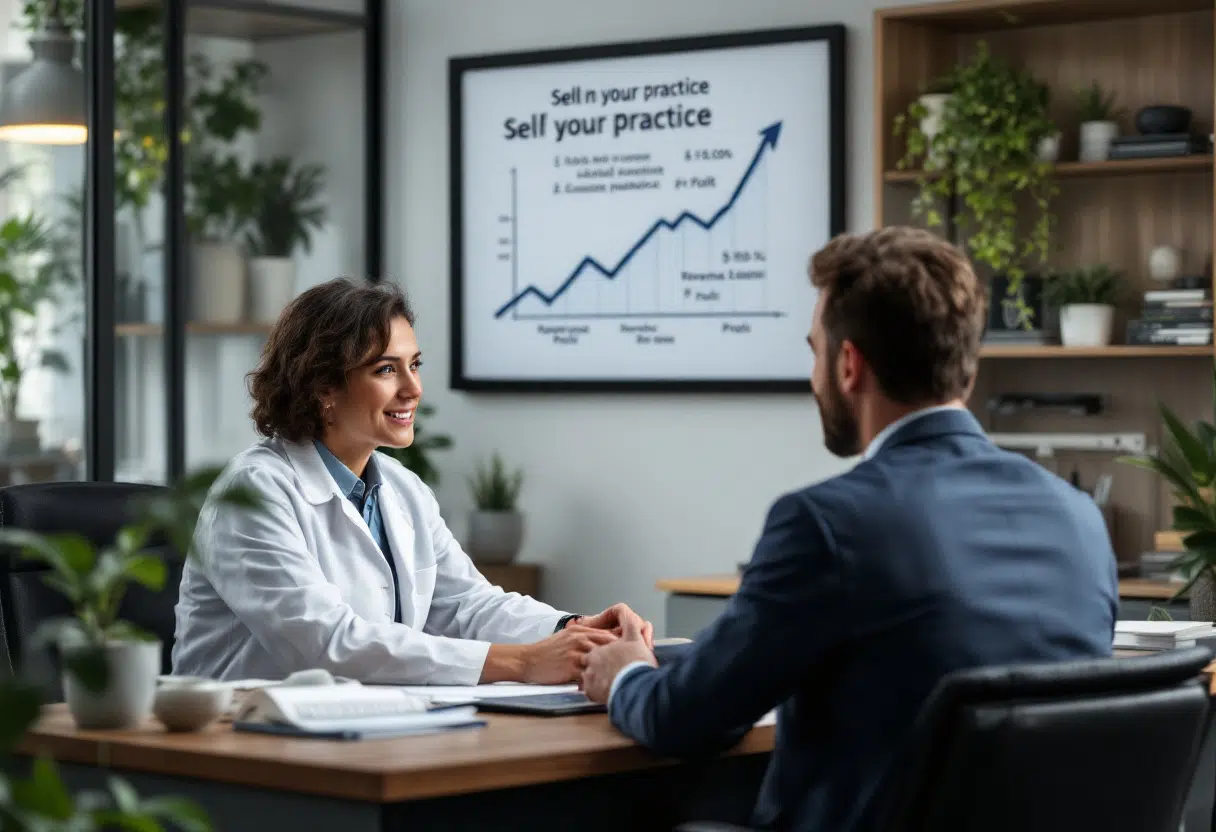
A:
1154;530;1185;552
1126;320;1212;346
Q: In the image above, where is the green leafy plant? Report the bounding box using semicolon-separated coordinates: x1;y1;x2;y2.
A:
0;207;77;425
469;452;524;512
1077;82;1121;123
183;51;269;242
378;403;453;486
1118;368;1216;601
244;157;328;258
893;42;1059;327
1041;264;1121;308
0;468;260;832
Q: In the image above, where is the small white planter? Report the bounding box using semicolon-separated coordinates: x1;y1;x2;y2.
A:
62;640;161;730
918;93;952;163
1079;120;1118;163
1037;131;1062;162
468;510;524;564
1059;303;1115;347
190;241;245;323
248;257;297;323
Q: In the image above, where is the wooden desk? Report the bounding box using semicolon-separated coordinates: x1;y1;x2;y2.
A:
659;575;1191;637
16;705;774;832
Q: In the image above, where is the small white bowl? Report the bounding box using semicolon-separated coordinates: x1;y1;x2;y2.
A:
153;682;232;732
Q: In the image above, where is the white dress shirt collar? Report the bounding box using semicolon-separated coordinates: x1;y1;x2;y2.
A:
862;404;964;461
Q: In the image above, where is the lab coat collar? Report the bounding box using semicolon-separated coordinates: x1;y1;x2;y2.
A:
280;438;347;505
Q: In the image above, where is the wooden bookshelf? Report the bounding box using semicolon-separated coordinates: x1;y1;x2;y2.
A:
980;344;1214;358
884;156;1213;183
875;0;1215;566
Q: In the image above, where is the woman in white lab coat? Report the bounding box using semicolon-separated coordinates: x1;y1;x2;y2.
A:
172;278;652;685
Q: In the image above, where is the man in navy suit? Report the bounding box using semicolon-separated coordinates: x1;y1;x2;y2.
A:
582;227;1119;831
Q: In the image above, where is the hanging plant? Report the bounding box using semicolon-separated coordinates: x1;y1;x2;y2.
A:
894;42;1058;328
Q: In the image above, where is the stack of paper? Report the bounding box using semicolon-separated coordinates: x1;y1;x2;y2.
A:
1114;620;1216;650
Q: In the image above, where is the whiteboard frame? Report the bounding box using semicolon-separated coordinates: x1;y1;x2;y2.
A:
448;25;847;392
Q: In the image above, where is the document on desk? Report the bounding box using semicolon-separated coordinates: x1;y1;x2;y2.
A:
392;682;580;704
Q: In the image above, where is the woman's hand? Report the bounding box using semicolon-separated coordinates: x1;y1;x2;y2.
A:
482;625;618;684
575;603;655;650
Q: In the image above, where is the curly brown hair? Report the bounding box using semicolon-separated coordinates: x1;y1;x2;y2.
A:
809;227;987;405
247;277;416;441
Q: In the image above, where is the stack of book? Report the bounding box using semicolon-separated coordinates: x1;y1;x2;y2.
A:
1126;287;1212;346
1114;621;1216;651
1108;132;1212;160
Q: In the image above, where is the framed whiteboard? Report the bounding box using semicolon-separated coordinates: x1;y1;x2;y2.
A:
449;25;846;391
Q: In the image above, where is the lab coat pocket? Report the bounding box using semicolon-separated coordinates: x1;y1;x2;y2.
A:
409;564;438;627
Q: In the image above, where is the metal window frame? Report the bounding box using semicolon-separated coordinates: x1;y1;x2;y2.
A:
85;0;116;482
81;0;386;483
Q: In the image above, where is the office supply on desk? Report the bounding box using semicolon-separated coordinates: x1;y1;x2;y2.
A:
234;683;482;737
475;691;606;716
393;682;581;704
1114;620;1216;650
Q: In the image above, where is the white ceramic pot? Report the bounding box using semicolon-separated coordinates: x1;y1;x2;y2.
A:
248;257;297;323
1037;132;1062;162
0;418;40;456
1079;120;1119;163
190;241;245;323
1149;245;1182;283
1059;303;1115;347
62;640;161;730
918;93;952;162
467;510;524;565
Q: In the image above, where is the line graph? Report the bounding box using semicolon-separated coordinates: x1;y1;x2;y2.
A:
493;121;783;320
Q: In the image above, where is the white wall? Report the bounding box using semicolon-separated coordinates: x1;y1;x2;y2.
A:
389;0;926;630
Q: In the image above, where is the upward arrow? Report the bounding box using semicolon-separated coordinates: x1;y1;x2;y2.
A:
493;121;785;319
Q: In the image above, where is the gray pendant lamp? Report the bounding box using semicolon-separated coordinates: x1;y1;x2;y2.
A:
0;1;86;145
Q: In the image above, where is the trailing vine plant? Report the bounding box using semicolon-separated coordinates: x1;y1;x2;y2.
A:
893;42;1058;329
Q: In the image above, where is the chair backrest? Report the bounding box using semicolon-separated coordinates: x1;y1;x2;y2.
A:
0;482;181;698
865;646;1214;832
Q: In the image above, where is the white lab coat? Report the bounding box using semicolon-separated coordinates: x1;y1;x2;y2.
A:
171;437;567;685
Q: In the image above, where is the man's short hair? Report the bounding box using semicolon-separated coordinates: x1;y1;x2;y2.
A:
247;277;415;441
809;227;987;404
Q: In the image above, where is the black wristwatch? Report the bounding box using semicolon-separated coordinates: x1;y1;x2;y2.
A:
555;613;583;632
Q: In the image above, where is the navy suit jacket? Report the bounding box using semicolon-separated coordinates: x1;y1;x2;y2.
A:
610;409;1118;831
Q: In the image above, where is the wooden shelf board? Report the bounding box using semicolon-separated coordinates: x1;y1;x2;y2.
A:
117;0;366;41
115;322;274;336
980;344;1214;358
885;156;1213;184
876;0;1211;32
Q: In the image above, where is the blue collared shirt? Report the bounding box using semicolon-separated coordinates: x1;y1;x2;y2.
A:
313;440;402;624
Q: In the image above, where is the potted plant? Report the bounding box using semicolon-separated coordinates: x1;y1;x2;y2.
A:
184;52;267;324
1077;81;1122;163
1118;373;1216;621
0;209;76;456
244;157;328;323
378;402;453;486
0;470;258;730
0;465;253;831
1042;264;1121;347
915;78;953;165
894;42;1059;327
467;452;524;565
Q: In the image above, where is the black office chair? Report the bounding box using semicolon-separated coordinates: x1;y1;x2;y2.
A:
680;646;1214;832
0;482;183;699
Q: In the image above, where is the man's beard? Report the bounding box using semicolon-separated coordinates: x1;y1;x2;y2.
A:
814;370;861;458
